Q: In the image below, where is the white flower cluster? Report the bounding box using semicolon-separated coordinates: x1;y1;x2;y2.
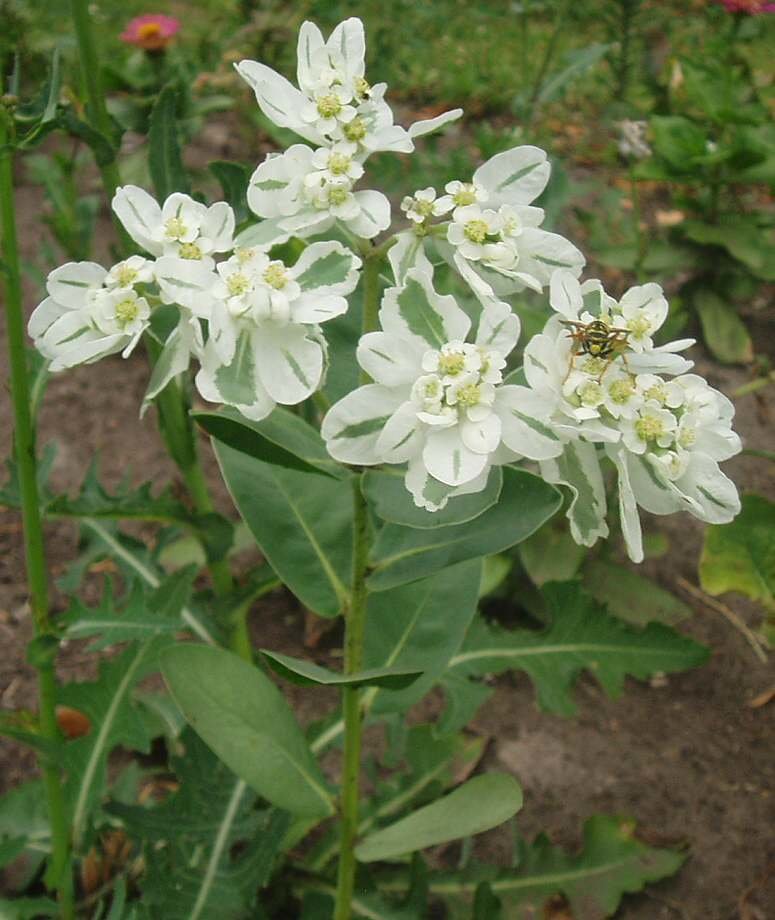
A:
28;16;741;564
238;17;461;242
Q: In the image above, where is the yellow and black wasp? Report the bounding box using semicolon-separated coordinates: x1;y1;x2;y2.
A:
561;318;631;381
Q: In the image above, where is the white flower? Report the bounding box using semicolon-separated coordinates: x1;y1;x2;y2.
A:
322;267;565;511
247;143;390;240
309;142;364;184
400;187;450;224
28;262;151;371
104;255;153;288
438;147;585;298
618;120;651;160
235;17;462;158
196;242;360;420
112;186;234;266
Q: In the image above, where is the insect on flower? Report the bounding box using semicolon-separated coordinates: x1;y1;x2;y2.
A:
561;318;631;381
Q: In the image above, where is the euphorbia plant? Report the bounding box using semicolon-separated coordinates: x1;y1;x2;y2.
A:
1;14;742;919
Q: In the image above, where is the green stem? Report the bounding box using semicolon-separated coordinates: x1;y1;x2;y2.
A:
333;237;383;920
526;0;568;124
333;477;370;920
0;108;74;919
630;170;647;282
69;0;131;250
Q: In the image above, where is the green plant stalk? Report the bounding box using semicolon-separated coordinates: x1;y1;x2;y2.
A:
630;169;647;281
0;109;75;920
69;0;131;251
333;476;370;920
526;0;569;123
333;240;382;920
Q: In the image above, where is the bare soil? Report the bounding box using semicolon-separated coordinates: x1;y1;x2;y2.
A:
1;151;774;919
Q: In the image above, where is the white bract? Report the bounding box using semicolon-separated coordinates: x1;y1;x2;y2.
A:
235;17;461;156
29;262;151;371
112;186;234;267
196;242;361;420
520;272;740;561
322;267;565;510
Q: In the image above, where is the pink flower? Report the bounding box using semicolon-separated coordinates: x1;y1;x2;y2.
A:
718;0;775;12
120;14;181;51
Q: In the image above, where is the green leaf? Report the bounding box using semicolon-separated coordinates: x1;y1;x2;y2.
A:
214;441;352;617
58;109;117;167
149;84;188;200
694;289;753;364
424;815;686;919
60;640;165;849
684;219;775;281
449;581;708;716
533;42;612;105
161;644;334;817
197;406;345;479
518;522;585;586
62;567;197;650
368;469;561;591
0;898;58;919
650;116;708;172
208;160;251;225
109;731;290;920
355;774;522;863
363;467;502;529
583;559;691;627
0;781;49;888
699;493;775;610
260;651;422;690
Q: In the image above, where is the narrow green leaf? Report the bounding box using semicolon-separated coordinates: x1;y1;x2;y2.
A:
363;467;502;529
196;406;345;479
261;651;422;690
149;84;188;200
368;469;561;591
208;160;251;225
214;442;352;617
161;645;334;818
355;774;523;862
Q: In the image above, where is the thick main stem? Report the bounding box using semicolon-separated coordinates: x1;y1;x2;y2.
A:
0;110;74;919
333;478;370;920
333;242;381;920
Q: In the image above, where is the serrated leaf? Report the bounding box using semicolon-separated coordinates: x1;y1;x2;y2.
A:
260;651;422;690
59;639;167;849
197;406;345;479
582;559;691;627
424;815;686;919
62;567;196;650
161;645;334;817
149;84;188;200
368;469;561;591
448;582;708;716
699;493;775;610
109;731;289;920
355;774;522;863
214;441;352;617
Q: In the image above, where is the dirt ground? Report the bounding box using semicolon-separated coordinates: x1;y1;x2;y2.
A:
1;149;774;918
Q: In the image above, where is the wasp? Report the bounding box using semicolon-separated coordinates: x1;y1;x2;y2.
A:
561;318;631;381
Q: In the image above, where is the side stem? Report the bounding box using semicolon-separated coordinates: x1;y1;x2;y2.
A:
0;108;74;919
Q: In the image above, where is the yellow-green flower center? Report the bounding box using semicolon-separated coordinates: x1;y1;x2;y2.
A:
581;356;607;376
343;117;366;142
317;94;342;118
328;186;349;206
453;185;477;207
645;383;667;404
678;426;697;448
578;381;604;407
164;216;188;239
438;352;465;376
263;261;288;289
456;383;481;407
115;297;139;326
236;247;255;264
627;313;651;338
609;378;635;404
179;242;203;260
635;414;664;441
413;198;435;219
328;152;351;176
464;219;489;244
227;272;251;296
115;264;138;286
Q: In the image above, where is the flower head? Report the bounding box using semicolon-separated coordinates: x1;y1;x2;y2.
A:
120;14;180;51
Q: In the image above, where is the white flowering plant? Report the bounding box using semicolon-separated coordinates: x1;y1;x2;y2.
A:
0;13;743;920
